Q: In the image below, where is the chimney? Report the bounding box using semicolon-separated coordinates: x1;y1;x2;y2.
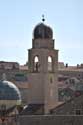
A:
66;63;68;68
77;64;79;68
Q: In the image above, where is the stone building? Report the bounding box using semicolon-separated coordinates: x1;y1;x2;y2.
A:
0;61;29;105
58;63;83;101
51;94;83;115
1;18;83;124
0;20;83;105
27;21;58;114
58;62;83;80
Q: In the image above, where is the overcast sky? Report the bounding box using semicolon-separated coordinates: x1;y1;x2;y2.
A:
0;0;83;65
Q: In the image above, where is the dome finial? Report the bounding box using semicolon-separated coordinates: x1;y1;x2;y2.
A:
42;14;45;22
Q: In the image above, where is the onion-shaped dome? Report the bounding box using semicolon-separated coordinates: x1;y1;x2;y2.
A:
0;80;21;111
33;23;53;39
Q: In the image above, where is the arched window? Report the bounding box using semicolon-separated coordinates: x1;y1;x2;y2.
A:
33;56;40;72
48;56;52;72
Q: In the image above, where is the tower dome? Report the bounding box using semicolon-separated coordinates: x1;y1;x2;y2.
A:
33;23;53;39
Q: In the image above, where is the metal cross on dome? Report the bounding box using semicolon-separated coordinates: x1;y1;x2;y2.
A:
42;14;45;22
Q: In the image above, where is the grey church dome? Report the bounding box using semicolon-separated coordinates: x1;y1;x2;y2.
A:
33;23;53;39
0;80;21;109
0;80;21;100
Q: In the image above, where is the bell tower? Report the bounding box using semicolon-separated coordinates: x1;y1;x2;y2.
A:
28;18;58;114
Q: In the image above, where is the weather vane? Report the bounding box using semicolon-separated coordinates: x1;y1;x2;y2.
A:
42;14;45;22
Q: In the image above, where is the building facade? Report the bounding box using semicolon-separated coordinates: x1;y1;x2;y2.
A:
28;21;58;114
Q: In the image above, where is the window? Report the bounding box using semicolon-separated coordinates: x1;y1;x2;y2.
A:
75;109;81;115
15;74;27;81
33;56;40;72
48;56;53;72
